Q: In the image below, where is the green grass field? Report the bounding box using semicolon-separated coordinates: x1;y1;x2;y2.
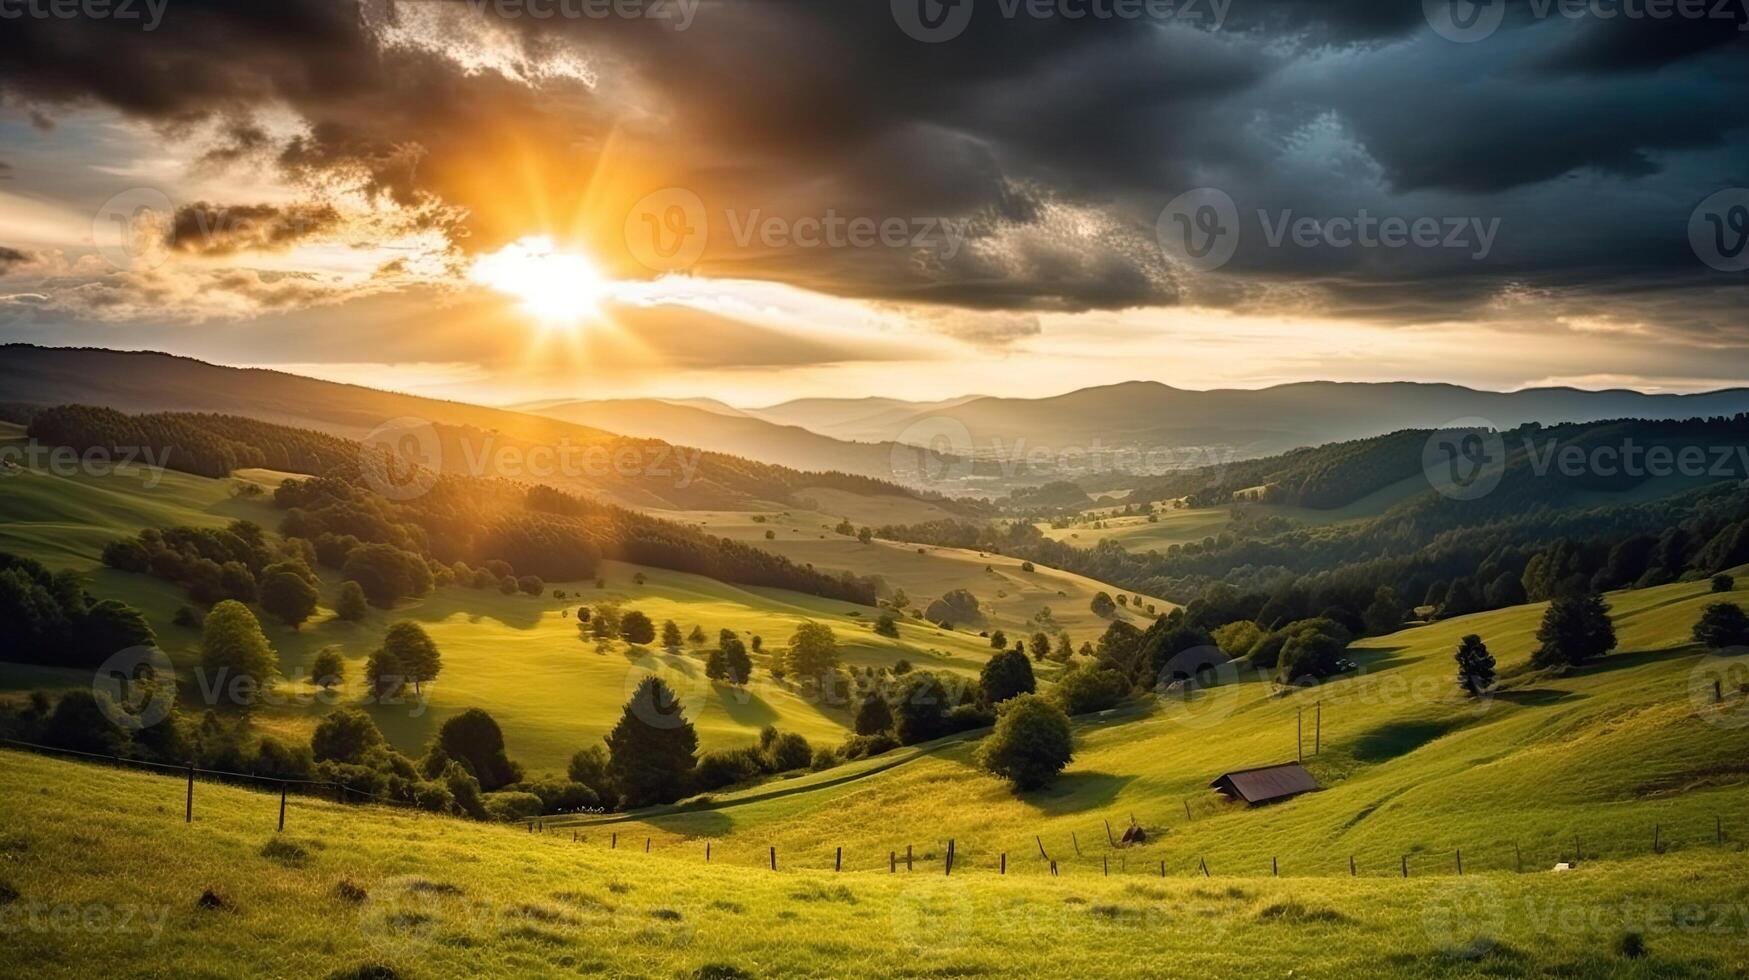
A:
0;429;1106;773
3;747;1746;978
572;572;1749;888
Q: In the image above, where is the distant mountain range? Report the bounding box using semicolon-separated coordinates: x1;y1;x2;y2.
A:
0;345;931;510
747;380;1749;466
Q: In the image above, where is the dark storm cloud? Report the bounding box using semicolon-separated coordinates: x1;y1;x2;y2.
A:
0;0;1745;328
166;202;343;256
0;246;28;272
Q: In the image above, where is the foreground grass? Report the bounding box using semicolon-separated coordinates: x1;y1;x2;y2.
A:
3;749;1747;979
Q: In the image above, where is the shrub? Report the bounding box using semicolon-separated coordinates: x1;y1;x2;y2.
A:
693;747;766;791
620;610;656;646
1693;602;1749;649
840;732;900;760
1050;664;1127;715
334;581;368;622
311;707;383;765
1454;634;1496;695
853;693;893;736
483;791;546;822
1713;574;1735;593
764;731;812;772
975;694;1073;790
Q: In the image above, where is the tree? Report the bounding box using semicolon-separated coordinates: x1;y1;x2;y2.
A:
365;646;406;699
979;649;1036;705
605;677;698;807
342;542;432;608
892;672;954;744
854;693;893;735
1454;634;1496;695
1532;593;1617;669
620;610;656;646
1484;571;1527;609
857;526;873;544
1054;633;1074;662
661;620;683;651
888;588;910;611
566;745;615;804
975;694;1073;790
764;731;812;771
311;647;345;689
380;621;441;694
1090;591;1117;617
721;633;752;684
705;648;728;681
517;575;544;596
1693;602;1749;650
989;629;1008;650
687;624;707;649
1276;631;1344;684
1362;587;1403;635
1050;664;1127;714
1030;631;1051;663
1713;574;1735;594
783;622;839;679
73;599;156;662
260;568;320;629
874;612;900;637
335;580;368;622
436;708;522;791
201;600;276;703
311;707;383;764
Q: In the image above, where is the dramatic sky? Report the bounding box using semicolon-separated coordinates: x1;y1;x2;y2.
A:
1;0;1746;404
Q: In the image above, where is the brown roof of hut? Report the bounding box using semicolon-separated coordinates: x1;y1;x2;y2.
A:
1209;762;1320;805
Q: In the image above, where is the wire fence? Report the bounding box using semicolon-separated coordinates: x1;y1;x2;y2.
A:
6;739;1742;881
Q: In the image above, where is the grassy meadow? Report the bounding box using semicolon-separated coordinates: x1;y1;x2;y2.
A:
3;747;1746;979
567;572;1749;886
0;426;1094;772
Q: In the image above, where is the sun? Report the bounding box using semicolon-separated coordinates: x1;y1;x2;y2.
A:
469;236;612;324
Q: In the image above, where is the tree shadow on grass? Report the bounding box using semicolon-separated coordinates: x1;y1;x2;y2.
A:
1567;645;1695;677
646;809;736;838
713;683;783;729
1490;688;1584;707
1016;771;1137;816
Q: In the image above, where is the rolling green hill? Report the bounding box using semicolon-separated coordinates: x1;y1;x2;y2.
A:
0;422;1083;772
562;572;1749;884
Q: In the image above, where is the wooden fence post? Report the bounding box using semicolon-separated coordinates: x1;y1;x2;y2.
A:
889;851;896;873
278;783;286;833
945;839;955;876
907;844;913;871
1653;824;1660;854
1102;855;1108;877
185;763;194;823
836;846;843;872
1159;860;1165;878
1514;841;1522;873
1050;860;1057;877
706;842;711;862
645;837;651;853
1401;855;1408;878
1072;832;1081;856
1183;799;1192;821
1036;836;1048;860
1104;819;1116;847
611;832;617;849
1456;849;1463;875
1000;853;1006;875
770;846;777;871
1349;855;1356;877
1315;701;1322;755
1199;856;1209;877
1272;856;1278;877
